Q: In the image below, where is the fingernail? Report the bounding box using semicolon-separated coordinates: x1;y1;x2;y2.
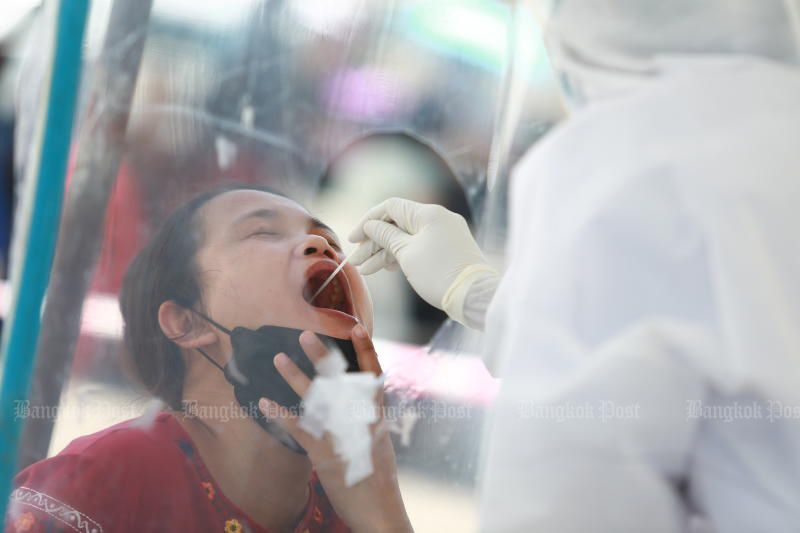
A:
274;353;288;367
354;324;368;339
299;331;315;345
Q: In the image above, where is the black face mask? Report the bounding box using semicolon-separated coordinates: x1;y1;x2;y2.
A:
189;310;360;455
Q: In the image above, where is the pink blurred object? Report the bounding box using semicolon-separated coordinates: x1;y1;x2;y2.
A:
374;338;499;406
324;67;413;120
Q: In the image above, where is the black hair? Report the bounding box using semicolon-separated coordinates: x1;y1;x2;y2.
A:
119;183;290;410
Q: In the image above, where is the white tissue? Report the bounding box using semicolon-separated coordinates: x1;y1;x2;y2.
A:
315;348;348;377
299;350;384;486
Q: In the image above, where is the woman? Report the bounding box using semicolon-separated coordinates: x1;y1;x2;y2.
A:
6;184;413;532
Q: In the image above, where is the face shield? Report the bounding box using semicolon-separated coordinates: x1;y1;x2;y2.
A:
541;0;800;106
2;1;561;530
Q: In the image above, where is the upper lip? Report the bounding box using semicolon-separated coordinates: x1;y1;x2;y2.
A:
304;258;341;281
303;259;355;317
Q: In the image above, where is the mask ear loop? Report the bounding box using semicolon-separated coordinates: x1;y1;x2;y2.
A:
195;348;225;372
188;308;233;336
186;308;231;373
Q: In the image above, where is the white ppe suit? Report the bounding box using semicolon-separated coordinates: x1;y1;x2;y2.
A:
480;58;800;532
479;1;800;531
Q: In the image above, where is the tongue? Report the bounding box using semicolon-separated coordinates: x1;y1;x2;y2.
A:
304;272;343;312
314;281;341;311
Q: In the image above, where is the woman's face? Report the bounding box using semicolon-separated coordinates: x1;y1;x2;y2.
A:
193;190;373;339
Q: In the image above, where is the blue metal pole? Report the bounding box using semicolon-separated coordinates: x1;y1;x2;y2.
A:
0;0;89;520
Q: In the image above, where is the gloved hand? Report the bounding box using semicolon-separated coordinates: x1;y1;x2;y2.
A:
348;198;497;326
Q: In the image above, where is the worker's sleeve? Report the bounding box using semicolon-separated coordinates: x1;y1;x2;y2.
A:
478;161;716;532
462;272;502;331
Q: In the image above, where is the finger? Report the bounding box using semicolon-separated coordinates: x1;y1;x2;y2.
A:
351;325;385;408
379;197;422;233
358;248;393;275
347;197;425;243
347;239;381;267
274;352;312;397
259;398;316;449
351;324;383;376
362;220;410;257
258;397;296;423
298;331;329;365
347;200;391;243
383;253;399;271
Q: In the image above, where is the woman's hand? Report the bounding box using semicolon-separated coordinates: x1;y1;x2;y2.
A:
258;324;413;533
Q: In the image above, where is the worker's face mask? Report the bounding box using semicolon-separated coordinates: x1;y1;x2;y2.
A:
187;309;360;455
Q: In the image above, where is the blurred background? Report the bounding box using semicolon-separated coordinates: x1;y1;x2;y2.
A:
0;1;565;530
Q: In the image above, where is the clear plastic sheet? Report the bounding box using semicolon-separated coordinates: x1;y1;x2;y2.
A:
7;1;561;531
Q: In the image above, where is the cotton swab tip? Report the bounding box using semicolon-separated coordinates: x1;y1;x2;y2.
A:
309;255;350;303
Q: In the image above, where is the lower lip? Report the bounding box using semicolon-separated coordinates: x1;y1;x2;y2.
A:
311;306;358;323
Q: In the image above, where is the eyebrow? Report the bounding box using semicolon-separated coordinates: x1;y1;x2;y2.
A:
233;208;280;226
234;208;338;241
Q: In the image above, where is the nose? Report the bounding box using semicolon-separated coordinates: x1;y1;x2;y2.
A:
297;234;337;261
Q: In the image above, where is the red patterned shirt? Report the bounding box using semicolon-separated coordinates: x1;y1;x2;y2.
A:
5;412;350;533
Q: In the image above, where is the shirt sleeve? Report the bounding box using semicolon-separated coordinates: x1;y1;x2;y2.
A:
4;427;177;533
5;453;120;533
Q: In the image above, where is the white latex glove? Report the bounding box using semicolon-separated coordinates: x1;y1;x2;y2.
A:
348;198;497;326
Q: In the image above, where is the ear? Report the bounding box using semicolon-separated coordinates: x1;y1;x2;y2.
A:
157;301;217;349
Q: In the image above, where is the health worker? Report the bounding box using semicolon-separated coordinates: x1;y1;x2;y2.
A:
347;1;800;531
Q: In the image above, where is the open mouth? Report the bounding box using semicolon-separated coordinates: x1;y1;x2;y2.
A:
302;260;356;319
